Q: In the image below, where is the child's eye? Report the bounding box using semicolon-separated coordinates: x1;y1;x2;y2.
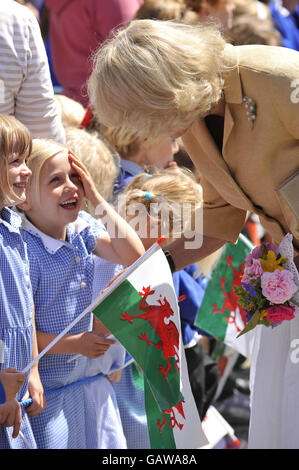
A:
49;176;60;184
9;158;19;165
71;173;80;180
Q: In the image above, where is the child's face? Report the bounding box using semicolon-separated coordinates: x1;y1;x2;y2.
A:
142;137;179;169
1;153;32;204
26;152;84;239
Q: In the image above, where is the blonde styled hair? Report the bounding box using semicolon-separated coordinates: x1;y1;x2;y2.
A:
101;125;140;159
118;168;202;239
88;19;226;140
26;138;67;204
0;114;32;205
65;127;118;210
55;94;86;128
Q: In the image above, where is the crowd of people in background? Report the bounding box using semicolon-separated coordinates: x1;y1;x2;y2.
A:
0;0;298;451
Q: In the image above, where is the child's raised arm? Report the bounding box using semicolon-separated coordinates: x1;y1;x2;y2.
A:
69;152;145;265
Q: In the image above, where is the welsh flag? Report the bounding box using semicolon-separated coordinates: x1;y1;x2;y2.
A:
92;243;208;449
195;235;255;358
25;242;208;449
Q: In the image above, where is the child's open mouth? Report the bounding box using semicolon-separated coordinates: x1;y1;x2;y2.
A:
59;198;78;210
13;182;27;189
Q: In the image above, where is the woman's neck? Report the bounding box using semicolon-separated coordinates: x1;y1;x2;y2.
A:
208;95;225;118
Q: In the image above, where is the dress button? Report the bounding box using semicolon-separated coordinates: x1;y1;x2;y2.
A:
75;256;81;263
80;281;86;288
17;244;21;250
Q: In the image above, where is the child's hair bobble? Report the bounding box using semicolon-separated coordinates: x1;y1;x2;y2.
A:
144;191;153;200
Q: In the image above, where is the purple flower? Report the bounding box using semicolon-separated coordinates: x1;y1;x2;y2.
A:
244;246;263;267
241;282;257;297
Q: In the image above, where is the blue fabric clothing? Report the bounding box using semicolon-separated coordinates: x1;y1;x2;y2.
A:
172;265;211;346
293;5;299;28
21;211;127;448
114;159;145;195
0;381;5;405
0;207;36;449
269;1;299;50
112;364;150;449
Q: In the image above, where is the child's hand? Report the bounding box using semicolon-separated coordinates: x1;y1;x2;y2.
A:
92;317;111;336
0;368;26;402
68;151;102;208
25;368;46;418
108;369;122;383
0;399;22;438
76;332;116;359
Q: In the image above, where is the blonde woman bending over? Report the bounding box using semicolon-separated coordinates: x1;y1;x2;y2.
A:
87;19;299;449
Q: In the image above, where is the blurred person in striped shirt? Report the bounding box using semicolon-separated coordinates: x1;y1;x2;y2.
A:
0;0;65;144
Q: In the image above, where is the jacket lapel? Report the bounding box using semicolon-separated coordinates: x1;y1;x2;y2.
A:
182;45;255;211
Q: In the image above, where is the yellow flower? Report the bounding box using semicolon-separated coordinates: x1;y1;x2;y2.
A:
259;250;284;273
260;309;267;320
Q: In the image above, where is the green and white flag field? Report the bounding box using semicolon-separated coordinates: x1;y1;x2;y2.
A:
195;235;255;358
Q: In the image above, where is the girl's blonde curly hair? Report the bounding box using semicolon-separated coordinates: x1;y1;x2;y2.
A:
117;168;202;239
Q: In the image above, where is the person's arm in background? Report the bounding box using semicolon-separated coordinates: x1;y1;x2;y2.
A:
15;6;65;144
95;0;143;40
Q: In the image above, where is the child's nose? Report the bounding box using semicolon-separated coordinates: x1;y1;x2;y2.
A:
64;177;78;192
21;162;32;177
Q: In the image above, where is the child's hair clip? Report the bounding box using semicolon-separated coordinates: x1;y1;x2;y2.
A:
144;191;153;200
145;173;152;178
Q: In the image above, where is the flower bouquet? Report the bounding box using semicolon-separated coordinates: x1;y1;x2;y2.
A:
235;234;299;337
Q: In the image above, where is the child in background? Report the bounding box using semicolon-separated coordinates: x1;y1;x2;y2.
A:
54;94;86;129
65;126;119;209
0;115;45;449
19;139;144;448
101;125;179;193
113;169;219;447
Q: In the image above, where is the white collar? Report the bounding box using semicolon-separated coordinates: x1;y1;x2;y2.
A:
21;214;90;254
271;0;291;16
120;159;144;176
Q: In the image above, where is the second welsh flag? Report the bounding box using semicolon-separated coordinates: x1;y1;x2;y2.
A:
93;243;208;449
195;235;255;358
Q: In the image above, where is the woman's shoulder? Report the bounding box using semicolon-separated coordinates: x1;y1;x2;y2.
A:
234;44;299;78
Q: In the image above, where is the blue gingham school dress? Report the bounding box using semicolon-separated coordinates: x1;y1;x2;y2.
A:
21;211;112;449
0;208;36;449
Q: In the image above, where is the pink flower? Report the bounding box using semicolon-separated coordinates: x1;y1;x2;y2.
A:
266;305;296;323
242;259;264;284
246;259;263;277
244;247;263;267
261;269;298;304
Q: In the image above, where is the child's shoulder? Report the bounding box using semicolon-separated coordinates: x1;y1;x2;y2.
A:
75;210;106;237
0;207;22;235
66;211;106;254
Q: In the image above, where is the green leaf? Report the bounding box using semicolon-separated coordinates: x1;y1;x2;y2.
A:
237;309;260;338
